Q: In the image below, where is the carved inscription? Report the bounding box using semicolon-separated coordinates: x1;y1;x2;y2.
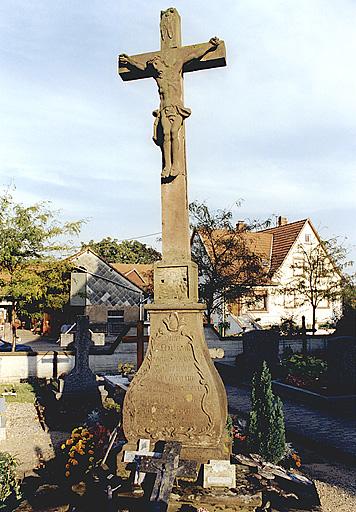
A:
123;311;217;442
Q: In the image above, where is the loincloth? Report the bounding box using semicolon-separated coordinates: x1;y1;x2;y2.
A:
152;104;191;145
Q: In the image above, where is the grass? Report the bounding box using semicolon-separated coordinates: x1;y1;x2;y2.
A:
0;382;36;403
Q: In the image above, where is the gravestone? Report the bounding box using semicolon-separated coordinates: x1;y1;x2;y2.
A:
61;316;98;395
327;336;356;394
203;459;236;489
118;7;229;463
241;330;279;380
0;398;6;441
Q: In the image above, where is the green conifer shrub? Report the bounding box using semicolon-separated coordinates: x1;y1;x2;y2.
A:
247;361;286;463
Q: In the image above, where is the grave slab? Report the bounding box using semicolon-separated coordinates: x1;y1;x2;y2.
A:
203;459;236;488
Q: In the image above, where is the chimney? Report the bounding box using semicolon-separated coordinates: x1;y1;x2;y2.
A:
236;221;246;231
277;216;288;227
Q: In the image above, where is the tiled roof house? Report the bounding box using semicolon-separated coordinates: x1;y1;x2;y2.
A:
192;217;342;333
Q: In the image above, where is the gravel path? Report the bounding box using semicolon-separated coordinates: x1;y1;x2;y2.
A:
303;460;356;512
0;402;68;478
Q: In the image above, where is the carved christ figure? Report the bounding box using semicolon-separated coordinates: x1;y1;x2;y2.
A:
119;37;221;178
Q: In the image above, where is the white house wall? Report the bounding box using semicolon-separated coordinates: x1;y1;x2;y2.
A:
244;222;342;329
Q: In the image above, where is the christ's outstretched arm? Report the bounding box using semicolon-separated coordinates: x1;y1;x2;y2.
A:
183;37;221;64
119;53;147;71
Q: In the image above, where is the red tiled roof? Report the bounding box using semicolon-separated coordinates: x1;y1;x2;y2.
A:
259;219;307;274
198;230;273;264
111;263;154;289
197;219;309;277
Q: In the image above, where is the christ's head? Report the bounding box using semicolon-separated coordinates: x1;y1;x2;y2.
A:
148;55;167;76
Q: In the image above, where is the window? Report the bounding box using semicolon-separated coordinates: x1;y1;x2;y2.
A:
305;234;312;244
108;310;124;319
284;293;300;309
248;291;268;312
318;297;330;309
107;309;124;334
293;258;304;276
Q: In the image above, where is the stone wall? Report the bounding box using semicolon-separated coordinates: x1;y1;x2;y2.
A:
0;343;148;382
0;333;328;383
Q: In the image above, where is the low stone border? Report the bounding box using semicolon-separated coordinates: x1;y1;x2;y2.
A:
272;380;356;416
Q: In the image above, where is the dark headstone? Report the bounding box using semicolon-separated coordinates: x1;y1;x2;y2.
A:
240;330;279;380
327;336;356;394
61;316;98;395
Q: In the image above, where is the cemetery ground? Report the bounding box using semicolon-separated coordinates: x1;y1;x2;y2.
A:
1;379;355;512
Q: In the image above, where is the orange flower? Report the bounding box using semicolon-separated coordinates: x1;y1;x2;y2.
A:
88;450;94;455
65;464;70;469
65;471;70;477
72;459;79;465
66;439;73;446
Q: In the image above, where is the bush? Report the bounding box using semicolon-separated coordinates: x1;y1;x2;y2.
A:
277;315;300;336
0;452;21;506
247;361;286;463
282;354;327;389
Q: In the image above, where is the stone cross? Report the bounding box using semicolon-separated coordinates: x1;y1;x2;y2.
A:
119;7;226;263
117;8;229;465
124;438;160;485
138;441;199;511
61;315;97;394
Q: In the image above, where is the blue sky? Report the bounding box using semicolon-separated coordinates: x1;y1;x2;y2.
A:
0;0;355;262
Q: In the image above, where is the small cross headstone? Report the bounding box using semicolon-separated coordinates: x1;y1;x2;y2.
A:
0;397;6;441
138;441;199;511
124;439;160;485
61;315;97;395
203;459;236;489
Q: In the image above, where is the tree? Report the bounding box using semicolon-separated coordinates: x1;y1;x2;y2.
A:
82;237;161;264
0;190;83;346
282;237;351;334
190;201;269;324
247;361;286;463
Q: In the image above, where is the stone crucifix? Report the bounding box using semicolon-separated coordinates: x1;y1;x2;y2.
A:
118;7;226;263
119;8;225;180
117;9;229;465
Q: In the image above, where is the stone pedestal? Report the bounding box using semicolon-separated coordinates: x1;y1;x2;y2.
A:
122;261;229;462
